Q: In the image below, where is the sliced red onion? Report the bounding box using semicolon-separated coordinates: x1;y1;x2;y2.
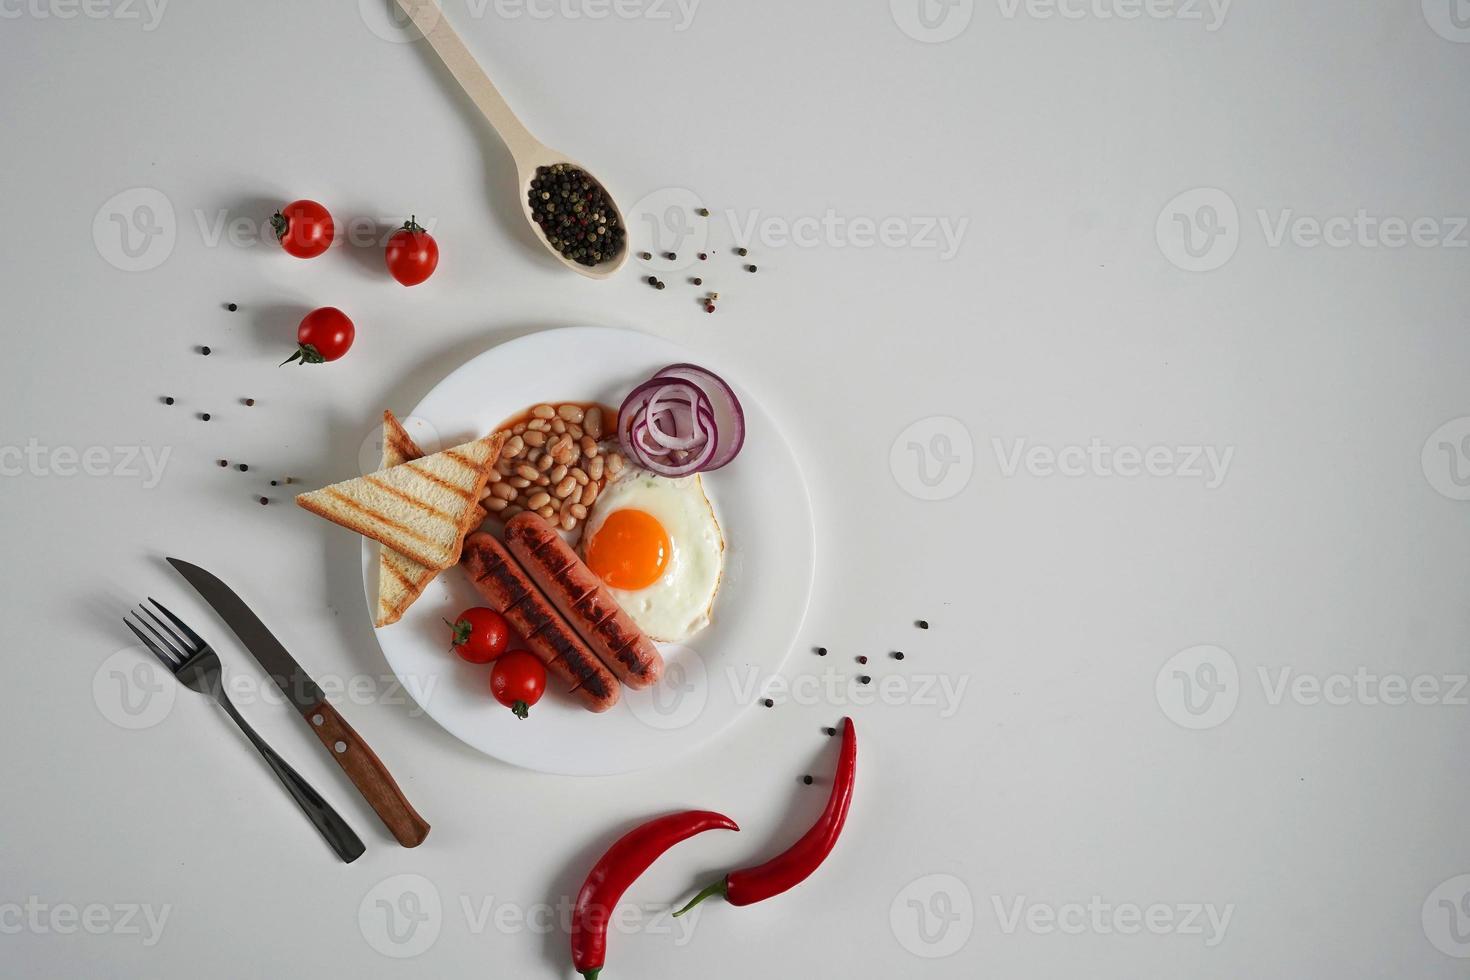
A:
644;382;709;451
653;363;744;470
628;416;717;475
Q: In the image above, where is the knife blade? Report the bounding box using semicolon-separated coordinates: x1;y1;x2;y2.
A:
168;557;431;848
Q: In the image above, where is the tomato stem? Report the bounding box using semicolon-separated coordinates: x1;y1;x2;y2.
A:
269;210;288;241
511;700;530;720
279;343;325;367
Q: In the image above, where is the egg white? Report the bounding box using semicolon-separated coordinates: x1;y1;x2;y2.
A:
580;469;724;643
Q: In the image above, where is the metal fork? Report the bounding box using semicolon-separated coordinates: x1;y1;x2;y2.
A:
125;599;366;863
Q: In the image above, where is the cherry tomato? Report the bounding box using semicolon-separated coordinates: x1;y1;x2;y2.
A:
385;216;439;286
445;608;510;664
270;199;334;259
490;651;546;719
281;307;354;366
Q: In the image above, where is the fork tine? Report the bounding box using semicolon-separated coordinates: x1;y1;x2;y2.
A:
124;618;178;672
134;607;191;663
147;598;206;651
138;604;195;657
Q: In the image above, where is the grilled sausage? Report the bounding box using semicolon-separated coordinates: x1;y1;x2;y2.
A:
460;531;619;713
504;512;664;689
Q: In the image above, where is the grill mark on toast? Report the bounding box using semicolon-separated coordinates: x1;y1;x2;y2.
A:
323;489;438;549
364;475;458;523
407;458;478;500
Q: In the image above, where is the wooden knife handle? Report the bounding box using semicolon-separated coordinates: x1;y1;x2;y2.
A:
304;700;430;848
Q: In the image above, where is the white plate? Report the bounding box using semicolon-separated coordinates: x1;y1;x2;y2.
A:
362;327;815;775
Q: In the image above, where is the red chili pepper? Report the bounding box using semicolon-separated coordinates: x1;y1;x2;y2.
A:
572;809;739;980
674;716;857;917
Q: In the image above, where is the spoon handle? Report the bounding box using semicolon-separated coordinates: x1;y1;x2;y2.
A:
394;0;541;160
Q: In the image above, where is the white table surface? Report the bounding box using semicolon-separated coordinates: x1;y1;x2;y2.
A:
3;2;1470;977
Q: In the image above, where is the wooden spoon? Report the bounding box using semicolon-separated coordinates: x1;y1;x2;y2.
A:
393;0;628;279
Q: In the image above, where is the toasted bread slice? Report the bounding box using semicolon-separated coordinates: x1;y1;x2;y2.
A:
374;412;434;627
297;430;505;573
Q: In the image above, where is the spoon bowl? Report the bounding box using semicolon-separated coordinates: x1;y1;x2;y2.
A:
396;0;629;279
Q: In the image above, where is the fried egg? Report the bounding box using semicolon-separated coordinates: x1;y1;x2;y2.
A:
580;469;723;643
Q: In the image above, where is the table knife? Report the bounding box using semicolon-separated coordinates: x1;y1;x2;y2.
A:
168;557;431;847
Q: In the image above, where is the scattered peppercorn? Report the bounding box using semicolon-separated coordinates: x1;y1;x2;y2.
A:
824;727;836;736
746;264;758;273
917;620;929;629
163;396;175;405
258;496;269;506
857;656;868;665
270;480;278;486
217;459;228;467
802;775;814;785
663;251;677;260
697;252;708;261
736;247;747;256
710;292;719;301
692;277;703;285
244;398;255;407
200;346;212;356
638;251;652;260
237;463;248;472
647;276;658;286
893;651;905;660
763;698;774;708
525;163;625;267
200;413;211;421
704;304;715;314
283;477;294;485
859;675;871;685
697;208;710;217
816;647;827;656
226;303;238;312
656;281;666;290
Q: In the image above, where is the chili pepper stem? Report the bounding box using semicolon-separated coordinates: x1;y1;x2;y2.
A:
579;970;600;980
672;879;728;917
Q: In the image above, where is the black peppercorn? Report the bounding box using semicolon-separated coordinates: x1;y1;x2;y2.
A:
824;727;836;736
270;480;278;486
692;277;703;285
244;398;255;407
893;651;905;660
217;459;228;467
647;276;658;286
258;496;269;506
816;647;827;656
226;303;238;312
163;396;174;405
763;698;774;708
639;252;652;260
237;463;248;472
663;252;677;260
656;281;666;290
697;208;709;217
859;675;871;685
200;413;211;421
802;775;814;785
746;264;757;273
200;346;211;356
525;163;625;267
917;620;929;629
736;247;747;256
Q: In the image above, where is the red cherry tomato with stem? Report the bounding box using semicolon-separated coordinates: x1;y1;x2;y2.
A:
281;307;354;365
270;200;334;259
385;215;439;286
491;651;546;719
445;608;510;664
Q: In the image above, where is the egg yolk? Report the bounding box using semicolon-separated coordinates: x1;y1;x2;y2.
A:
586;509;670;590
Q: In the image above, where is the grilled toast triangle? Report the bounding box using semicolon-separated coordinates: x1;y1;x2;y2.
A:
374;412;434;627
297;429;504;574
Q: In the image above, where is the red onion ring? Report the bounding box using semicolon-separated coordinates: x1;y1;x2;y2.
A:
653;364;744;470
617;367;742;477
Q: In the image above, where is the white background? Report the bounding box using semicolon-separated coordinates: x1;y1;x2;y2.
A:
3;1;1470;977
